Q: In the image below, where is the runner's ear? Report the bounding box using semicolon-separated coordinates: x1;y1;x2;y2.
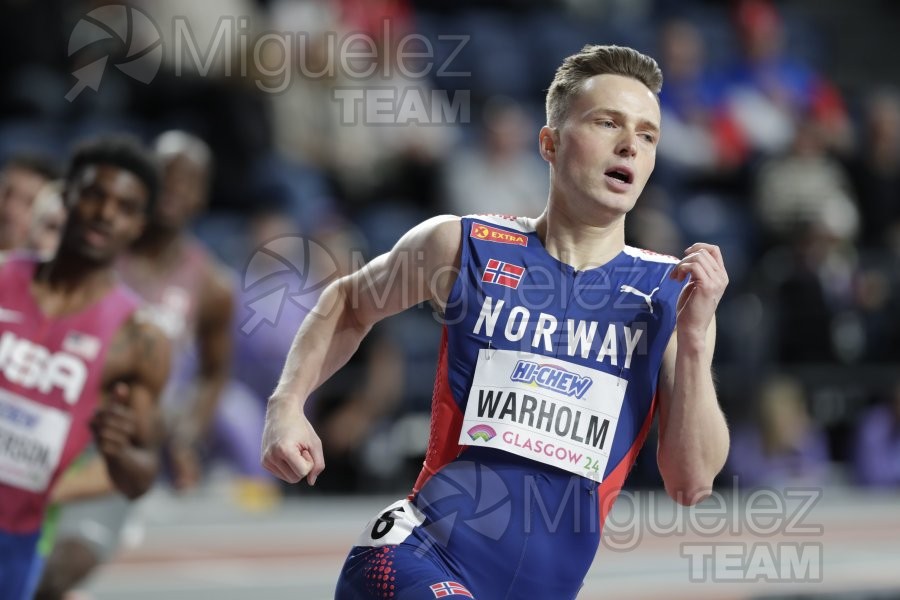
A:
539;126;557;161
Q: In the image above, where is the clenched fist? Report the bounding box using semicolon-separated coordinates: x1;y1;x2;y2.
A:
91;382;137;459
261;395;325;486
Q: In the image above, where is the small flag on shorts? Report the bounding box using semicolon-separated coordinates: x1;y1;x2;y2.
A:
430;580;474;598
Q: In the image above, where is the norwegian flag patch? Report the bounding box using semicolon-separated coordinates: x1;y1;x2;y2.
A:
430;581;474;598
482;259;524;289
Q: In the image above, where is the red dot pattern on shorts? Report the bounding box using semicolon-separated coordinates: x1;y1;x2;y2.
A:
363;546;397;598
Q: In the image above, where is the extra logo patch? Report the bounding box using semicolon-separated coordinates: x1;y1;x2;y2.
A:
470;223;528;246
482;259;524;289
430;581;474;598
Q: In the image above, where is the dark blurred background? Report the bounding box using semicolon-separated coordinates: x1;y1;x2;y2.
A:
3;0;900;497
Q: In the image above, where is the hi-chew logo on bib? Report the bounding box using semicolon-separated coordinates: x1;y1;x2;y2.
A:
470;223;528;246
459;349;627;482
510;360;593;399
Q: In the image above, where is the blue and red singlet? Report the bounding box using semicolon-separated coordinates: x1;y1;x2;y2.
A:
336;215;687;599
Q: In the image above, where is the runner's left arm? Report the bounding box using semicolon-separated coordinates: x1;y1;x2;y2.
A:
167;265;234;490
656;243;730;506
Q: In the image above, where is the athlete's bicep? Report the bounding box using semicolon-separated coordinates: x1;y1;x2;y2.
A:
101;318;168;447
346;215;461;329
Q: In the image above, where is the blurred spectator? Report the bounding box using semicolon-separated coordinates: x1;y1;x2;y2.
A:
752;111;867;363
232;206;335;403
338;0;413;39
846;89;900;251
127;0;274;216
131;0;261;79
723;0;851;156
853;381;900;488
119;131;245;489
763;221;862;364
656;19;746;174
312;327;407;493
233;208;409;493
306;219;405;493
442;97;548;218
269;0;452;214
755;116;859;242
0;154;60;253
0;0;69;118
24;181;66;260
728;375;831;488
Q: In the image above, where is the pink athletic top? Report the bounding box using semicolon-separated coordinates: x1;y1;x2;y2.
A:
0;256;139;533
117;238;213;401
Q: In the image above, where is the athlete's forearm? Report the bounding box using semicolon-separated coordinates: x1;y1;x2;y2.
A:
104;445;159;499
270;278;371;407
182;281;234;444
657;335;729;504
50;456;115;503
175;371;228;446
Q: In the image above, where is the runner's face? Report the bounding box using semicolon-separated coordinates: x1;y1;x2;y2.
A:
0;167;49;251
28;201;66;260
547;74;660;217
154;154;207;230
62;165;148;264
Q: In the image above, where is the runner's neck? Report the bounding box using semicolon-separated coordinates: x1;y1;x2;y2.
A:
533;208;625;272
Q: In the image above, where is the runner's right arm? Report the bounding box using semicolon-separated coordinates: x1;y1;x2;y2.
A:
96;317;171;499
261;215;461;485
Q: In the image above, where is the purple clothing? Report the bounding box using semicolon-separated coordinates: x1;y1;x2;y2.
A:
233;269;319;404
210;380;268;478
728;424;830;489
853;405;900;487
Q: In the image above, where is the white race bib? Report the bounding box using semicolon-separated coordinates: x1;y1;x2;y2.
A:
459;349;627;482
0;388;72;492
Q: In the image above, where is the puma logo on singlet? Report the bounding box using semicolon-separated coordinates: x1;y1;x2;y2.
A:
618;285;659;314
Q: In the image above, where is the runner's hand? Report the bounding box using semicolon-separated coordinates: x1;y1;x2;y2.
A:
670;243;728;341
261;395;325;485
91;382;137;459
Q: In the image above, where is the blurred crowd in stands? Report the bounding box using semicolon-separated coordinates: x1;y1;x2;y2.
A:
2;0;900;496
